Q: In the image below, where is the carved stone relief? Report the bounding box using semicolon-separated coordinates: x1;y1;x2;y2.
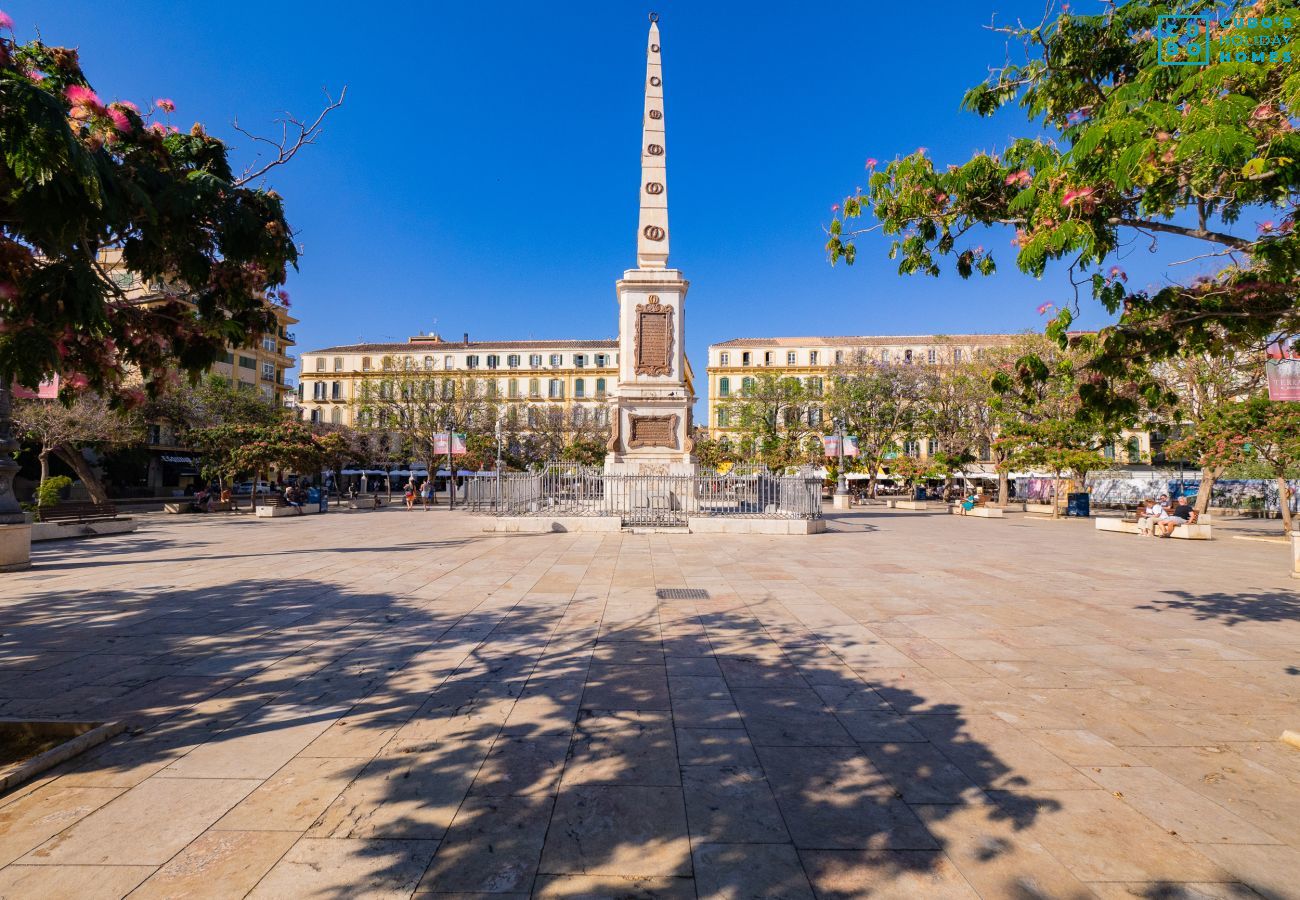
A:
628;413;679;450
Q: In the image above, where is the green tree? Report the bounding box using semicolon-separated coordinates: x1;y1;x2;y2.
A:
722;373;821;469
827;1;1300;422
0;22;338;523
190;420;328;509
823;358;923;498
12;392;143;500
997;419;1108;518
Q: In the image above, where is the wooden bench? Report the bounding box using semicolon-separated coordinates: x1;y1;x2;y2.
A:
1095;517;1212;540
39;501;118;522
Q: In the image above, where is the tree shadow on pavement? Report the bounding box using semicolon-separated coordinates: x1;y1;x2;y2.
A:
1138;589;1300;626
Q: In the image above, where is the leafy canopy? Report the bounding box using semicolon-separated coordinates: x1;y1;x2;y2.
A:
827;0;1300;421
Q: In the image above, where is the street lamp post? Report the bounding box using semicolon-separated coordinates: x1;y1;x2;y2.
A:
445;422;455;512
833;417;850;509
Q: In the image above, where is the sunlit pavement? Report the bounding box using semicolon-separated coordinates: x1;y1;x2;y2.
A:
0;505;1296;898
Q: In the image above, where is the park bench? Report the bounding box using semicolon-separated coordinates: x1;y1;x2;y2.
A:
253;495;323;518
38;501;117;523
164;500;235;513
886;498;929;510
1095;515;1212;540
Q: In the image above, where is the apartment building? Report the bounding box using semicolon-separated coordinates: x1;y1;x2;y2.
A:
705;333;1153;464
297;334;629;429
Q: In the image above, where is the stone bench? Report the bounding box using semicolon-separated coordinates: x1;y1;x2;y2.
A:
887;499;929;510
1024;503;1056;515
949;505;1003;518
253;504;323;518
1095;517;1212;540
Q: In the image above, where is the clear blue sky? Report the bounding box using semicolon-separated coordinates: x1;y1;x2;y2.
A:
16;1;1210;392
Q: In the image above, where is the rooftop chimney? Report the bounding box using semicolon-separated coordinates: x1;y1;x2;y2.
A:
463;332;469;345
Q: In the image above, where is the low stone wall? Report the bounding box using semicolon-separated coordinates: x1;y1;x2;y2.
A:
949;506;1004;518
1095;517;1212;540
31;518;137;542
482;517;623;534
253;505;324;518
687;517;826;535
0;523;31;570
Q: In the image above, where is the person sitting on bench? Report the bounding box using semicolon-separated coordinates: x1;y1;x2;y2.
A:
960;491;979;513
1154;497;1196;537
1138;495;1169;534
283;484;304;515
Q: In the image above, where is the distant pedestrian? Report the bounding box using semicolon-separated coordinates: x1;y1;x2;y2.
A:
420;479;432;510
403;482;415;510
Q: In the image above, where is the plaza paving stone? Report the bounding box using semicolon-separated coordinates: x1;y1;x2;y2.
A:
0;505;1296;897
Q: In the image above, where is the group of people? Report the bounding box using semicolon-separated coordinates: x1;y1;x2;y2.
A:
403;479;434;510
1138;493;1198;537
188;484;230;513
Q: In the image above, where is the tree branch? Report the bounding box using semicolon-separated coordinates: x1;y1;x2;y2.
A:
232;86;347;187
1111;218;1253;250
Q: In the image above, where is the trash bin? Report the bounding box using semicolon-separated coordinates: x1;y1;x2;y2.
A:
914;486;927;502
1066;492;1090;517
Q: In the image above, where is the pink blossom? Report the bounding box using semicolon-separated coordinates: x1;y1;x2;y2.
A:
1258;221;1275;233
831;203;839;214
148;122;168;136
865;157;878;169
1251;103;1274;120
0;10;13;30
154;97;175;112
115;100;139;113
277;289;291;306
27;70;46;83
1108;265;1128;282
106;107;131;132
1037;302;1055;315
166;124;179;134
916;147;928;156
66;373;90;390
1004;170;1032;188
1062;187;1095;206
65;84;104;112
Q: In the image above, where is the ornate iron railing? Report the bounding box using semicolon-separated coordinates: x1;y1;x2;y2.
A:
466;465;822;522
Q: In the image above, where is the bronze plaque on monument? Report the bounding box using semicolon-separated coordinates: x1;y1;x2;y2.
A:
635;295;673;377
628;414;679;449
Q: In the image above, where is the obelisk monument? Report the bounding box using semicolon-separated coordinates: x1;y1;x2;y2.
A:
605;12;695;475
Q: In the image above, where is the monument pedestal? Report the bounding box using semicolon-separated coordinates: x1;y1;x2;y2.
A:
0;523;32;572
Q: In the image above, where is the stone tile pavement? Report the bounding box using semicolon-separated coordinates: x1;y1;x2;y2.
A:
0;505;1296;898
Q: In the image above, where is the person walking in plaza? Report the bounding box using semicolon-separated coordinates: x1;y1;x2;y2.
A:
420;479;432;510
403;481;416;510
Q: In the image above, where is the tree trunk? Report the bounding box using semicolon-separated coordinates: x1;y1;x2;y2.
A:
996;469;1009;508
1277;476;1294;534
38;449;50;487
1052;474;1062;519
1193;466;1220;515
53;445;109;504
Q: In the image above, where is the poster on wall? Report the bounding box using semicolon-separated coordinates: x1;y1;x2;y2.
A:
434;432;468;456
1266;340;1300;401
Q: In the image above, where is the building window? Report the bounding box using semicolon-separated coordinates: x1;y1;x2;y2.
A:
574;378;585;398
764;351;773;366
741;376;755;395
330;407;342;425
574;354;586;368
264;336;278;354
928;348;937;364
572;406;585;426
362;357;372;371
296;383;303;401
548;378;564;399
834;350;843;364
487;380;498;398
312;381;326;400
334;357;344;371
508;354;521;368
953;349;963;364
550;354;562;367
328;381;340;401
442;380;454;399
529;354;542;368
222;352;234;365
720;352;730;365
904;349;913;364
310;409;320;424
810;350;819;365
880;349;889;363
904;440;919;457
466;355;479;369
787;351;797;365
927;439;937;456
717;408;729;427
595;353;609;367
809;407;823;426
423;356;434;370
508;378;519;398
315;357;325;371
808;376;823;396
486;354;499;369
742;352;751;366
444;355;454;369
719;376;730;397
595;377;607;398
239;355;256;369
529;378;540;398
147;423;162;444
262;362;275;379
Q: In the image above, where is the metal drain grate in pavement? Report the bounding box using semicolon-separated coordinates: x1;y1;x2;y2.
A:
656;588;709;600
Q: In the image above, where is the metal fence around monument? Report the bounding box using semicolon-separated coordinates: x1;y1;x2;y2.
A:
465;465;822;522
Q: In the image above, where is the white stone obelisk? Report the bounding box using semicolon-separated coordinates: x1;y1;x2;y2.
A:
605;12;695;475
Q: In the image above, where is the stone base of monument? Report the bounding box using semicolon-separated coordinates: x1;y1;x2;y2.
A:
832;494;851;510
481;516;825;535
483;517;624;534
687;517;826;535
0;523;32;571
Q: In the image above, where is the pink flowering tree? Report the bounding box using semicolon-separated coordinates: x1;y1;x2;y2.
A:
826;0;1300;425
0;13;340;520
